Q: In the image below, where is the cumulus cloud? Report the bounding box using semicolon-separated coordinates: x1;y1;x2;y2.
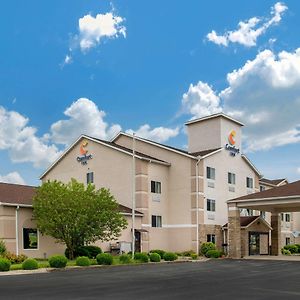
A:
126;125;179;143
50;98;122;145
77;11;126;52
181;81;222;118
207;2;287;47
0;107;61;168
0;171;26;185
181;48;300;152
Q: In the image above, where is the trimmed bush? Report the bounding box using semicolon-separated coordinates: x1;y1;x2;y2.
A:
191;254;198;260
5;253;27;264
163;252;178;261
200;242;216;255
283;244;298;254
134;252;149;263
205;250;221;258
83;246;102;258
0;258;11;272
76;256;91;267
149;253;161;262
150;249;165;258
0;240;7;256
295;244;300;253
22;258;39;270
181;250;196;257
281;248;291;255
65;246;102;259
96;253;113;265
119;254;131;264
49;255;68;268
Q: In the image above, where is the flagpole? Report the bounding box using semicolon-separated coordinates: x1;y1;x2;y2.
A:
132;133;136;259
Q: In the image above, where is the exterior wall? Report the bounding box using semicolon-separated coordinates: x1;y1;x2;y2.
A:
0;205;64;258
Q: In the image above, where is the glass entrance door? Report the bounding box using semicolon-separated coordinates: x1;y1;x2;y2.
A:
249;232;260;255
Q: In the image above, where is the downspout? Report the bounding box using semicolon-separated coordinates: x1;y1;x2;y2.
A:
15;205;20;256
196;158;201;255
131;133;136;259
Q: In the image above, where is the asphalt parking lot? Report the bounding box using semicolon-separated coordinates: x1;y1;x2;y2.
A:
1;259;300;300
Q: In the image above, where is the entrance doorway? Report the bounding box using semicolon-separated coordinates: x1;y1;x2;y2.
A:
249;232;260;255
135;230;141;253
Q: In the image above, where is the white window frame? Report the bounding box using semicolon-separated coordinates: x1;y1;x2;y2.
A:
206;167;216;180
228;172;236;185
207;234;216;244
87;172;94;184
246;177;254;189
151;215;162;228
22;228;39;251
207;199;216;212
151;181;161;194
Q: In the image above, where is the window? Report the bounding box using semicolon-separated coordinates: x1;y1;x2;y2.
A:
246;209;253;216
206;167;215;180
151;215;162;227
285;213;291;222
228;172;236;184
151;181;161;194
207;199;216;212
207;234;216;244
281;213;284;221
246;177;253;189
260;185;266;192
23;228;38;250
87;172;94;184
260;211;266;219
286;237;291;245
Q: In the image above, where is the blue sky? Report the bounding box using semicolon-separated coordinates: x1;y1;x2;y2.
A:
0;0;300;185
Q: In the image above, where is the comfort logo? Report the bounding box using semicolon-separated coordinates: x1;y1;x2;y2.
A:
228;130;236;146
80;140;88;156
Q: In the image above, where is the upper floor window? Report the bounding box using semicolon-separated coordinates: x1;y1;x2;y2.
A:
151;215;162;227
260;211;266;219
246;177;253;189
207;199;216;212
151;181;161;194
207;167;215;180
285;213;291;222
228;172;236;185
87;172;94;184
260;185;266;192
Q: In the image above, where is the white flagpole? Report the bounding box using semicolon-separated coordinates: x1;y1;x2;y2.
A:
132;133;136;259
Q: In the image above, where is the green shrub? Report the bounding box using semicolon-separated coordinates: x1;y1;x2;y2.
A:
96;253;113;265
0;258;11;271
134;252;149;263
283;244;298;254
0;240;7;256
48;255;68;268
65;245;102;259
82;246;102;258
149;253;161;262
22;258;38;270
163;252;178;261
281;248;291;255
119;254;131;264
5;253;27;264
295;244;300;253
150;249;165;258
200;242;216;255
76;256;91;267
205;250;221;258
181;250;196;257
191;254;198;260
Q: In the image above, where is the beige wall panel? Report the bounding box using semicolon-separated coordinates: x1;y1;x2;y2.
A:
136;176;148;192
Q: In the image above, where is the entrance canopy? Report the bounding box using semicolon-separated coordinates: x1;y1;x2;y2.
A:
228;180;300;213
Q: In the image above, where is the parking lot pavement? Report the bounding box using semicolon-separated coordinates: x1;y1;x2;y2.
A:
1;259;300;300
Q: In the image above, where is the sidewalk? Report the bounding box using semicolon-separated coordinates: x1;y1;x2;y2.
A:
243;255;300;261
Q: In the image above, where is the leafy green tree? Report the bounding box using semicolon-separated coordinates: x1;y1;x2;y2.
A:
33;179;127;259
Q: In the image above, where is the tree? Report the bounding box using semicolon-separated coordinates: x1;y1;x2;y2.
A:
33;179;128;259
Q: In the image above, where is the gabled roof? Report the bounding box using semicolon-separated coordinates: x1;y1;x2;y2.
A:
184;113;244;127
0;182;36;207
40;135;170;179
0;182;143;215
241;154;262;176
260;178;288;187
223;216;272;230
228;180;300;203
112;132;222;159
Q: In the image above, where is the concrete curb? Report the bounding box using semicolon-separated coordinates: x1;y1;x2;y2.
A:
0;258;209;276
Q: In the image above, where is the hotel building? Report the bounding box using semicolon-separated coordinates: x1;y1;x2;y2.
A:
0;113;298;257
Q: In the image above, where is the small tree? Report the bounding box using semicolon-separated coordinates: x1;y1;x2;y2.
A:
33;179;127;259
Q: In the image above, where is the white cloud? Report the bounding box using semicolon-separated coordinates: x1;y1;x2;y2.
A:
126;125;179;143
182;48;300;152
0;107;61;168
207;2;287;47
78;11;126;52
181;81;222;118
50;98;122;145
0;171;25;185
